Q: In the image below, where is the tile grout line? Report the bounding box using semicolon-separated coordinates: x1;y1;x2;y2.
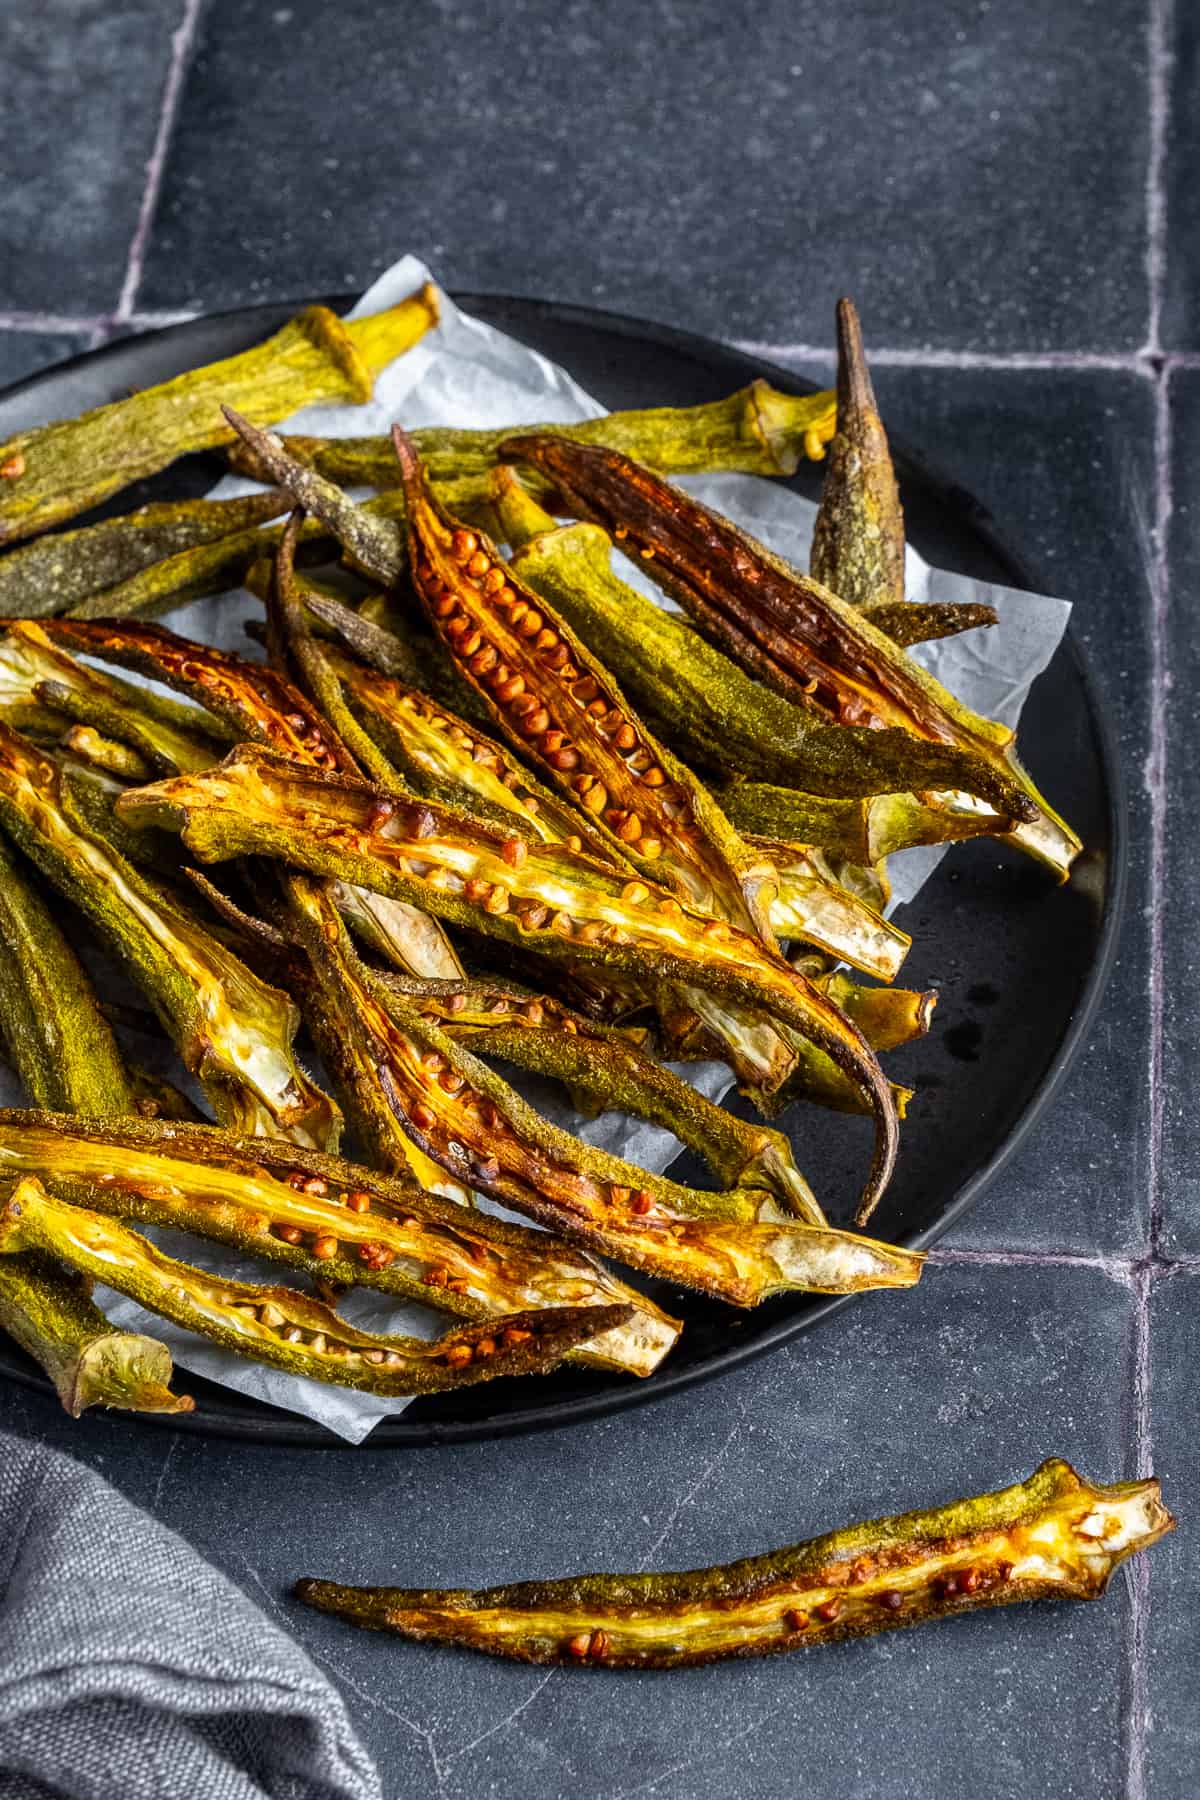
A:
1126;2;1173;1794
112;0;206;325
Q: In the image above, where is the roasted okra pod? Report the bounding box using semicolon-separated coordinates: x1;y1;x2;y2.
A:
0;1178;629;1397
296;1459;1173;1667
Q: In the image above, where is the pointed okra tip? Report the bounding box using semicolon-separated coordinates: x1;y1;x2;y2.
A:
835;296;879;419
389;422;421;485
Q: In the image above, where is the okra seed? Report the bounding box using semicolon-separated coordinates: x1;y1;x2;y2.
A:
467;550;491;579
784;1609;809;1632
311;1235;338;1261
451;530;478;562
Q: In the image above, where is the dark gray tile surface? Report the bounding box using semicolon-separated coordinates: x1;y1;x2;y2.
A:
1160;368;1200;1251
138;0;1149;352
1164;4;1199;349
1146;1271;1199;1794
0;1262;1140;1800
1;2;181;315
0;331;88;389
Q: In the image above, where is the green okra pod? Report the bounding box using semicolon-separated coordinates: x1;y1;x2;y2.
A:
0;1251;193;1417
492;477;1020;809
0;835;194;1415
506;434;1079;878
378;969;830;1217
0;288;438;545
225;381;837;490
0;490;289;618
0;1111;681;1379
118;746;901;1222
282;875;918;1301
0;724;339;1149
0;830;134;1116
0;1176;629;1397
295;1459;1173;1668
810;298;908;614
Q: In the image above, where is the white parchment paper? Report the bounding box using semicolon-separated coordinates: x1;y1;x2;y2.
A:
5;256;1071;1439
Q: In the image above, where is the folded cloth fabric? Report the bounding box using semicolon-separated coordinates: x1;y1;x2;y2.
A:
0;1431;380;1800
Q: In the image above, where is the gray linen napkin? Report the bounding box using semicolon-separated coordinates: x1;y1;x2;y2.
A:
0;1431;380;1800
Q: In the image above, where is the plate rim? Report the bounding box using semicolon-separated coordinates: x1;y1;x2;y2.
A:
0;292;1128;1447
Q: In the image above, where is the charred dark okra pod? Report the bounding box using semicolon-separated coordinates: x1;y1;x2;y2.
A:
296;1459;1173;1667
503;435;1080;878
119;747;901;1220
0;288;437;544
0;1177;629;1397
0;1111;679;1378
0;1252;193;1417
225;381;837;490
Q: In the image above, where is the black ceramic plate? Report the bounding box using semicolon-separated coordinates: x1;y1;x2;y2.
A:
0;296;1125;1446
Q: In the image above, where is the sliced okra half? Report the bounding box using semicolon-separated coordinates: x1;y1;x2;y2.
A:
286;873;921;1296
0;723;339;1149
118;746;902;1221
0;1111;680;1379
0;1177;628;1396
295;1458;1173;1667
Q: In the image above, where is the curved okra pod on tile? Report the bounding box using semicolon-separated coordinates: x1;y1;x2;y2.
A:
0;1177;628;1396
226;382;837;489
0;1111;679;1379
505;435;1079;879
119;746;902;1220
0;724;339;1149
0;1251;194;1417
295;1459;1173;1668
0;288;437;545
283;876;917;1300
0;490;290;619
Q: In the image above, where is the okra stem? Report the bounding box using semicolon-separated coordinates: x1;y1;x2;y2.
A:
0;1251;193;1417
